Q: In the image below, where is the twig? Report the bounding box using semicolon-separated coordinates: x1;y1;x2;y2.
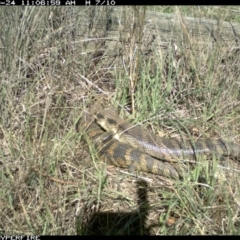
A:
78;73;108;95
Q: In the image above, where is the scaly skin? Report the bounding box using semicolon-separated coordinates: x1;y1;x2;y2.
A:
94;107;240;163
77;111;181;179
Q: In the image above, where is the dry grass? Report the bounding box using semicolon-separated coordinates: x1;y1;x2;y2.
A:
0;6;240;235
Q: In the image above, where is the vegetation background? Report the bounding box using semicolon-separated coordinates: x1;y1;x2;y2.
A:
0;6;240;235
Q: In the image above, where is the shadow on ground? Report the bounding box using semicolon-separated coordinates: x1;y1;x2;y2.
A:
76;179;152;235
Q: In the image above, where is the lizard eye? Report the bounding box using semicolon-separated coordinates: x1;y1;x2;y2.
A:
96;113;104;119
